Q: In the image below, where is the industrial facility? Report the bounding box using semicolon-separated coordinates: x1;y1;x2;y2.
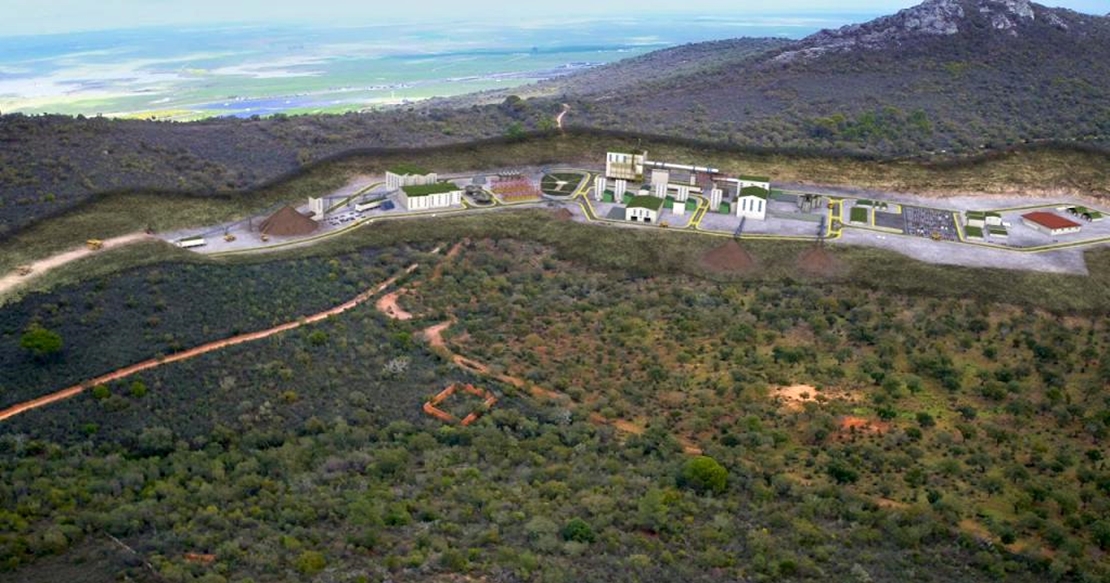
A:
602;151;772;222
400;182;463;211
386;164;438;190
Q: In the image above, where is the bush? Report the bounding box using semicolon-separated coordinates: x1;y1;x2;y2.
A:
561;518;596;544
295;550;327;575
681;456;728;494
20;325;63;358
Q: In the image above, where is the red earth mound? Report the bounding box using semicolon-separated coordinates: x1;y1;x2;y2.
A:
552;208;574;221
797;246;842;277
699;240;755;273
260;206;319;237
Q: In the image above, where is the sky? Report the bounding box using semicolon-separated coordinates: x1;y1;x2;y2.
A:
1;0;1105;36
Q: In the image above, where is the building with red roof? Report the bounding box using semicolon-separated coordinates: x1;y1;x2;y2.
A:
1021;212;1082;236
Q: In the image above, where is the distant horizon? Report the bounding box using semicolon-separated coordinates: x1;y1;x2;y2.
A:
1;0;1104;37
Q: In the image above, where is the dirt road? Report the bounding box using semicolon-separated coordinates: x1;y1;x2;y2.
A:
556;103;570;131
0;233;154;299
0;264;419;423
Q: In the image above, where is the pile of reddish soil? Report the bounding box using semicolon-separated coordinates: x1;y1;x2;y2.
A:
260;206;319;237
552;208;574;221
699;240;755;273
797;246;843;277
836;415;891;438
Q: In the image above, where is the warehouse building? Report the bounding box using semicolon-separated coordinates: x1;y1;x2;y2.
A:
625;195;664;223
1022;212;1082;236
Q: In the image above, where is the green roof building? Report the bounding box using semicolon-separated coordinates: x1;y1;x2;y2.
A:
399;182;462;210
625;195;665;223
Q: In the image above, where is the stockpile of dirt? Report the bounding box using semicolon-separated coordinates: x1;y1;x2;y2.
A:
260;206;319;237
552;208;574;222
797;246;842;277
699;240;755;273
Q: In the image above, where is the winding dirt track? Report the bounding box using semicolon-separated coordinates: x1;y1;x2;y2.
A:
0;233;154;299
555;103;570;131
0;264;420;423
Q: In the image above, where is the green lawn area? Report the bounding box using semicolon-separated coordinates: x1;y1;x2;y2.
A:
850;207;870;224
719;202;731;214
965;226;984;239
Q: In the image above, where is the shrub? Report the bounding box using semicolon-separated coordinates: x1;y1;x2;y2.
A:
295;550;327;575
20;325;63;359
561;518;596;544
681;456;728;494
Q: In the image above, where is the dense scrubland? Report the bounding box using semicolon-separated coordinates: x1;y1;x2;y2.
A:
2;215;1110;581
0;246;429;409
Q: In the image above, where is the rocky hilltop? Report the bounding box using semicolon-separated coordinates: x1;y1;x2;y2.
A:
773;0;1100;63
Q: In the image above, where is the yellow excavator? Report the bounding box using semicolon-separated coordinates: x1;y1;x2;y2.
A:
86;239;104;251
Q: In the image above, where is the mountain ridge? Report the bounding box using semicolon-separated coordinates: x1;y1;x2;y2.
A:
770;0;1106;64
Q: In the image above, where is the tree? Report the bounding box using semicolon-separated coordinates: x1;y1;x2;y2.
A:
681;456;728;495
20;325;62;359
562;518;596;544
505;122;526;142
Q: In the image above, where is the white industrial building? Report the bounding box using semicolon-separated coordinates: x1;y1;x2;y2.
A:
735;186;769;220
625;195;664;223
386;165;439;190
308;197;326;220
400;182;463;211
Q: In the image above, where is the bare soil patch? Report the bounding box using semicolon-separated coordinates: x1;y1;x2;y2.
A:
797;246;844;278
699;239;755;273
836;415;891;437
376;291;413;321
773;384;859;411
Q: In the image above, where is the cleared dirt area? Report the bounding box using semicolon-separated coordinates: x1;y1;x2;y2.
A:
699;239;755;273
376;291;413;321
836;415;891;437
773;384;859;411
0;232;153;299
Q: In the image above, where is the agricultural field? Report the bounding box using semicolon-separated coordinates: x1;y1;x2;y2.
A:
2;224;1109;582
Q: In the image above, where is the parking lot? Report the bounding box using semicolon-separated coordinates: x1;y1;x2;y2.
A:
902;206;959;241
